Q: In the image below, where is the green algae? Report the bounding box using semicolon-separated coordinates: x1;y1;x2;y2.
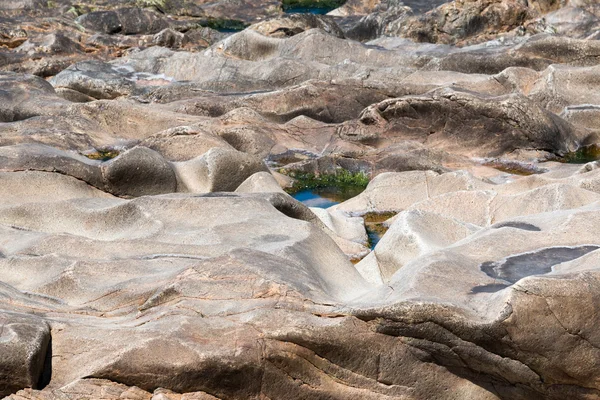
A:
283;169;370;195
83;149;120;161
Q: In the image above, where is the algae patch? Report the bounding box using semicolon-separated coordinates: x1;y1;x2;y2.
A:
558;144;600;164
82;149;121;161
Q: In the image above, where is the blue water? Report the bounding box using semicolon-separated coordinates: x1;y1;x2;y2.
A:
293;189;340;208
368;229;382;249
292;187;382;250
284;6;333;14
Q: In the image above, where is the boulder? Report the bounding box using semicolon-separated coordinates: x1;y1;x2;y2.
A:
76;8;170;35
15;33;82;56
172;148;269;193
234;171;286;193
0;73;67;122
396;0;561;45
141;126;234;162
49;61;136;100
350;87;584;157
250;14;345;38
102;146;177;197
0;312;50;398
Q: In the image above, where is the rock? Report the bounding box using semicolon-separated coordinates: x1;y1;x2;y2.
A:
328;0;385;16
76;9;122;35
528;64;600;114
173;148;269;193
0;73;68;122
395;0;561;45
152;28;184;49
0;189;372;394
0;170;114;207
332;170;490;214
365;209;480;282
102;146;177;197
181;27;228;51
543;6;600;39
140;0;205;17
85;32;141;49
0;26;27;48
373;141;451;174
49;61;136;100
141;126;234;162
198;0;282;24
235;171;285;193
162;80;393;124
76;8;170;35
343;3;412;41
310;207;368;245
352;87;584;157
0;143;104;189
0;0;45;10
217;125;276;157
0;312;50;398
4;0;600;398
250;14;345;38
15;33;82;56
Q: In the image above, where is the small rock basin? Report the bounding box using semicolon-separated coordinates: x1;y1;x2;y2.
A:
291;186;391;249
472;245;600;293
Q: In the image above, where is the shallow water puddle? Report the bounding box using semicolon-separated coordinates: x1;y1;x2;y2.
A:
283;6;334;14
558;144;600;164
363;212;397;249
82;149;120;161
292;186;363;208
472;245;600;293
292;188;395;250
281;0;346;14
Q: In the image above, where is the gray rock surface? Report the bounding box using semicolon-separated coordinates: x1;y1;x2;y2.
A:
2;0;600;398
0;313;50;398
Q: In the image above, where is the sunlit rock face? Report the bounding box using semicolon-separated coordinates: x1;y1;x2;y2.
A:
2;0;600;399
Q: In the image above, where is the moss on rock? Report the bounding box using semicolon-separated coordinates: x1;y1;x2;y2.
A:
282;169;369;194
